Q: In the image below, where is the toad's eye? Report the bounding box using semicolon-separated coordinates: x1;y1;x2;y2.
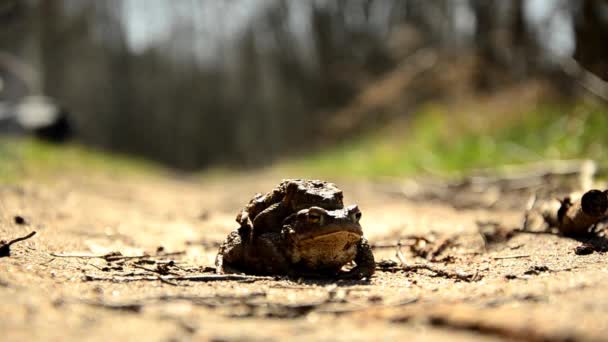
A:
308;212;322;223
307;207;327;224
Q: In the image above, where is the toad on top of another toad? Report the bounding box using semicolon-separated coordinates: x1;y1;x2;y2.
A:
215;179;375;279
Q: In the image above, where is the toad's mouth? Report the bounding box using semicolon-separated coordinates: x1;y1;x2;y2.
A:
297;225;363;242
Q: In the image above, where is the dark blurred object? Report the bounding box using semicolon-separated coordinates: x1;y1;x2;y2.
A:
15;96;72;143
1;96;73;143
574;243;595;255
33;107;72;142
0;50;72;142
13;215;26;225
573;0;608;81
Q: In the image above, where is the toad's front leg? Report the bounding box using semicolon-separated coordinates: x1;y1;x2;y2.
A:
338;237;375;280
215;229;247;274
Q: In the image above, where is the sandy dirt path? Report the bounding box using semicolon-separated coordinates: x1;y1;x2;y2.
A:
1;171;607;341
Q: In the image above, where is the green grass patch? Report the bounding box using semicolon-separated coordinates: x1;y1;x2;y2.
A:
285;100;608;179
0;138;163;183
2;100;607;183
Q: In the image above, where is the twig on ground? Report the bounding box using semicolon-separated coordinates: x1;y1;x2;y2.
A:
403;264;478;282
396;245;408;265
394;245;479;281
78;299;143;313
66;293;261;316
132;264;180;276
157;276;180;286
371;240;417;249
40;257;57;266
50;250;185;262
0;231;36;257
316;297;419;315
493;254;530;260
425;236;454;260
82;273;274;283
50;252;134;259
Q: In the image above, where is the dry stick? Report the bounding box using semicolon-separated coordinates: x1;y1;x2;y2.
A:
50;253;134;259
82;273;274;283
426;236;453;260
372;234;436;250
160;293;266;302
49;251;185;261
493;254;530;260
371;240;416;249
78;292;417;317
72;293;264;313
132;264;179;276
402;264;476;281
77;299;143;313
156;276;180;286
0;231;36;257
316;297;419;315
131;264;183;286
395;244;476;281
396;245;408;265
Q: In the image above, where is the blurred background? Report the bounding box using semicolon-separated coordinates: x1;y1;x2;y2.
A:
1;0;607;178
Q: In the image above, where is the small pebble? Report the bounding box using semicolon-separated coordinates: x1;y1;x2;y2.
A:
368;295;383;303
14;216;26;225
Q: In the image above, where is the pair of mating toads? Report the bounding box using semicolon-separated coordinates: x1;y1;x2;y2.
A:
215;179;375;279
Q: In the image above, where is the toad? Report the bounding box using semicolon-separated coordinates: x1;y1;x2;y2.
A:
215;180;375;279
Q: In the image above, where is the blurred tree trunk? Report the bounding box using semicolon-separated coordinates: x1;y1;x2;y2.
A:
471;0;499;91
573;0;608;80
39;0;67;98
510;0;536;76
0;1;28;56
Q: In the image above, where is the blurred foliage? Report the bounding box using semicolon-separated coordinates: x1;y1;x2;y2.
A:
1;0;607;174
0;138;162;182
287;100;608;178
2;99;608;182
4;0;603;170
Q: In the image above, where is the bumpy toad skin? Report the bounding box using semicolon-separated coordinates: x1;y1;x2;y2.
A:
216;205;375;279
235;179;344;239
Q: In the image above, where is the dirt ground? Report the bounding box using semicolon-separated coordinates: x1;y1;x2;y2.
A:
2;170;608;342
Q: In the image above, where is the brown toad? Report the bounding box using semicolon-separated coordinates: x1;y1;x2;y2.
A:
215;180;375;279
236;179;344;238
